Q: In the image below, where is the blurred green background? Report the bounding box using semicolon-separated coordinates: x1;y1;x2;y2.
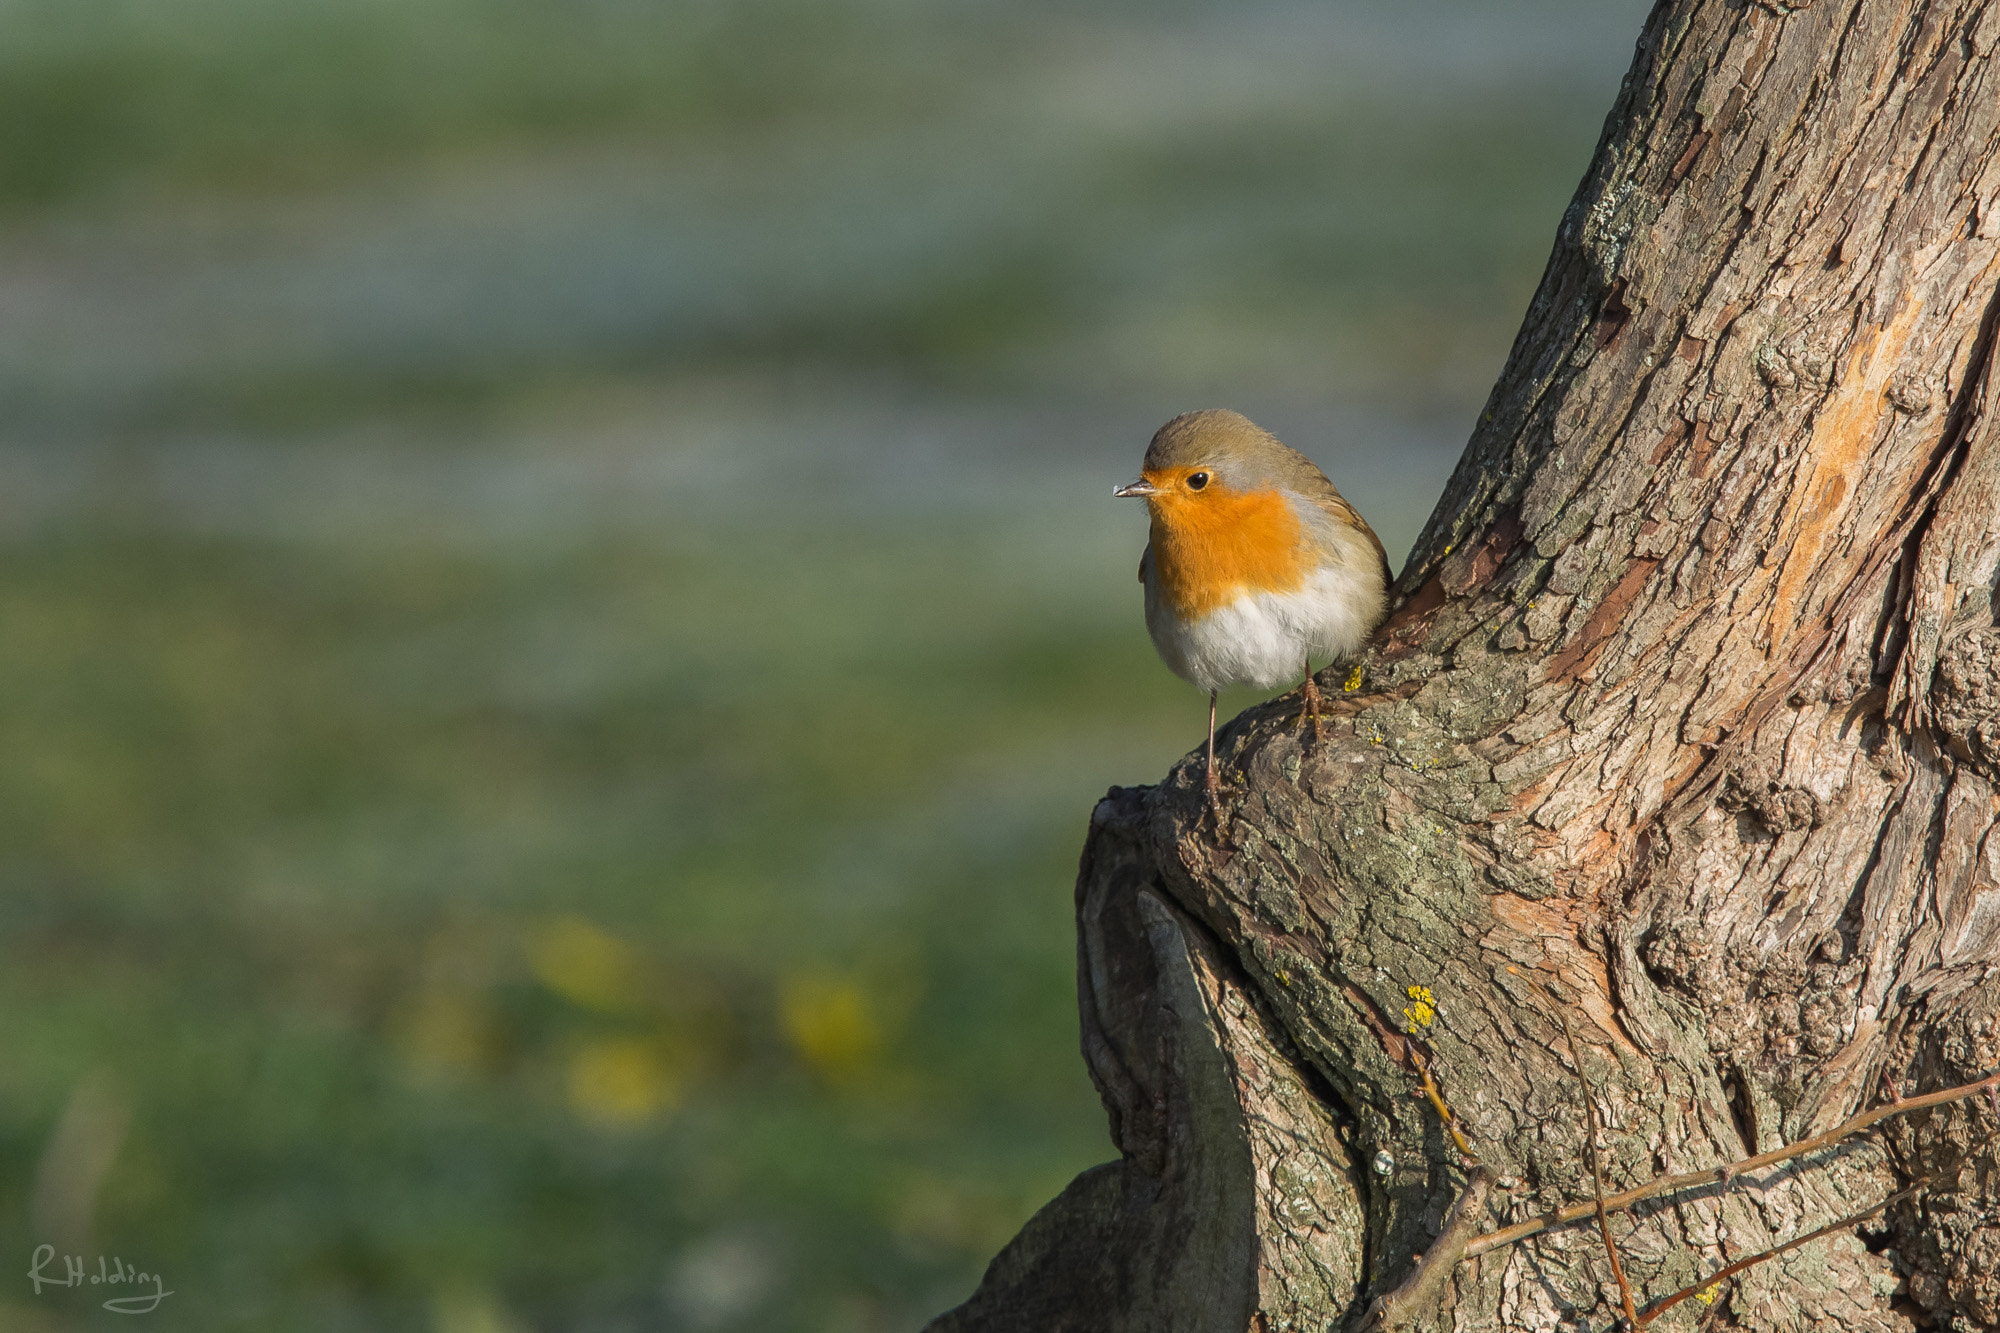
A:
0;1;1647;1329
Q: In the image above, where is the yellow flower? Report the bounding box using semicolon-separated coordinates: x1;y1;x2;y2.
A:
780;973;882;1083
527;915;642;1013
567;1037;681;1127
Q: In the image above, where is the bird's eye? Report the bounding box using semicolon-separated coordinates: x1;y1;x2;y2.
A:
1187;472;1210;491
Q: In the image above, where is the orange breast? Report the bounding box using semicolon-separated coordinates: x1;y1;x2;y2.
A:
1148;484;1310;620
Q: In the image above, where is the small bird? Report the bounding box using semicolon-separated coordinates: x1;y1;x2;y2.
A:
1116;409;1391;823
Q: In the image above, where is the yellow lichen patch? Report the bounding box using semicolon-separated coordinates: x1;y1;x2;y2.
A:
528;915;642;1013
780;973;882;1082
1344;665;1364;692
1404;984;1436;1032
1694;1282;1721;1306
566;1036;682;1127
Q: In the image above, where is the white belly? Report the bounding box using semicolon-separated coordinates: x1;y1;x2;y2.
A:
1143;562;1381;694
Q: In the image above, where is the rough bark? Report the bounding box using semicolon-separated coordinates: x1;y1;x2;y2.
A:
931;1;2000;1330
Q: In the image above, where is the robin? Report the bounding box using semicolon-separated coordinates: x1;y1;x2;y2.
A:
1115;409;1391;823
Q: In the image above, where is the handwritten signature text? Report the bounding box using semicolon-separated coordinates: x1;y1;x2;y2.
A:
28;1245;173;1314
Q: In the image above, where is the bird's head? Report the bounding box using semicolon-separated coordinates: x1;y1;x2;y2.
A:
1111;464;1216;503
1113;408;1291;514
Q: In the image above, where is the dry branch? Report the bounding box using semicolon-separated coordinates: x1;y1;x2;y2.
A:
1462;1071;2000;1260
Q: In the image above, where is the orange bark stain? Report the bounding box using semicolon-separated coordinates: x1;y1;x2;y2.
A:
1506;767;1572;825
1488;893;1647;1058
1382;574;1447;646
1546;558;1661;683
1764;294;1924;652
1489;889;1586;942
1144;467;1311;620
1688;420;1715;478
1649;419;1689;466
1579;826;1620;864
1569;956;1647;1059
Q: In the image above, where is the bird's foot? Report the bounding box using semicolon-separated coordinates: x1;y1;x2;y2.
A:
1298;671;1327;745
1203;757;1228;832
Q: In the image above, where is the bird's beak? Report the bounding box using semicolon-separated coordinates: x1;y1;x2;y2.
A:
1113;479;1160;498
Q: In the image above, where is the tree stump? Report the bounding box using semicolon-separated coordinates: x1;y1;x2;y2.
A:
930;1;2000;1329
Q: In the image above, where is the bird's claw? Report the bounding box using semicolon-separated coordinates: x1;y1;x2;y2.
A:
1204;767;1226;827
1298;672;1327;745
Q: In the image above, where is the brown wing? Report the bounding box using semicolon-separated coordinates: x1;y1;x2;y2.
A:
1307;487;1391;581
1284;458;1392;589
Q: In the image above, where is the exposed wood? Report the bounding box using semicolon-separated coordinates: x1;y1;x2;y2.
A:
934;1;2000;1328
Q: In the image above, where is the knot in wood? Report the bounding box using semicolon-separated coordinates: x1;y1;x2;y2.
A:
1934;625;2000;779
1887;372;1939;415
1717;764;1822;833
1753;337;1834;397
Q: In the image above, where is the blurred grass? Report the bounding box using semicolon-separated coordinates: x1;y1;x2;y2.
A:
0;0;1647;1328
0;510;1195;1330
0;0;943;207
0;0;1641;433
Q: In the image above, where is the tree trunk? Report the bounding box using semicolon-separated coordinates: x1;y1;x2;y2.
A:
928;1;2000;1330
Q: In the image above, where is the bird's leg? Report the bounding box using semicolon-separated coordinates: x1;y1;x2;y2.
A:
1298;658;1326;744
1203;688;1226;827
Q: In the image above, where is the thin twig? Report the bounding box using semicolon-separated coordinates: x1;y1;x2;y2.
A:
1339;980;1480;1164
1572;1032;1640;1326
1336;980;1487;1330
1638;1183;1923;1322
1354;1165;1495;1333
1515;968;1639;1325
1414;1056;1478;1162
1463;1070;1997;1260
